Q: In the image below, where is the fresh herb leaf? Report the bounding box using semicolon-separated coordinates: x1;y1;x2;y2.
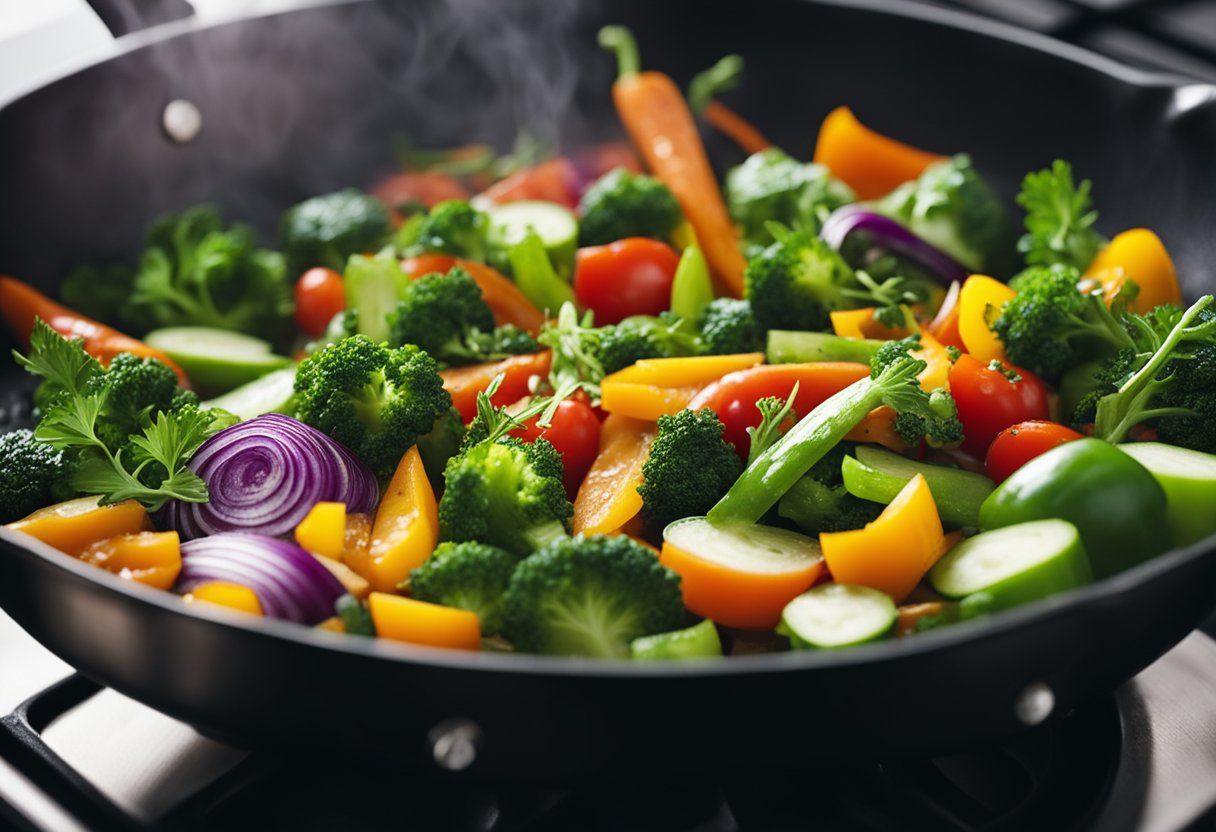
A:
1016;160;1104;271
12;319;104;400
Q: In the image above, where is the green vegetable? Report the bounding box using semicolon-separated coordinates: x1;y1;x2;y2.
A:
687;53;743;116
1057;359;1105;425
506;229;576;315
1016;160;1105;272
278;189;391;276
709;339;963;524
638;408;743;529
1119;442;1216;547
765;330;884;365
930;519;1093;611
200;367;297;422
397;199;489;262
415;406;465;494
778;584;897;650
978;437;1169;578
630;618;722;660
876;154;1013;275
577;167;684;247
291;335;452;482
725;148;854;248
699;298;763;355
0;429;74;523
335;593;375;637
840;445;995;527
669;245;715;327
408;541;517;635
143;327;293;394
343;252;410;345
489;200;579;276
745;386;799;466
778;444;884;535
501;534;684;658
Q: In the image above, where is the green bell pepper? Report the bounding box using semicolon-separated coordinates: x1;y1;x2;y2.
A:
978;437;1169;579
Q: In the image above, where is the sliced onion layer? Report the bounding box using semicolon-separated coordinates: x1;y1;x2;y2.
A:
166;414;378;540
820;205;970;285
177;533;345;624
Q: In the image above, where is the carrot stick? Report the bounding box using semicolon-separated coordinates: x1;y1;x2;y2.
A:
0;275;190;386
600;27;747;298
703;101;773;156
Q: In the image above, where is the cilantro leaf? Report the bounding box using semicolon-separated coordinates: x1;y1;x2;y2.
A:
12;319;104;400
1016;160;1105;271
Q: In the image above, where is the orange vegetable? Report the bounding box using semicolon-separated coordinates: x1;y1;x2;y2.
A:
7;496;152;557
844;407;918;453
703;101;773;155
343;512;373;567
599;382;702;421
400;255;545;335
1083;228;1182;313
600;353;765;421
312;553;371;600
477;157;579;208
0;276;190;386
294;501;347;559
915;332;953;392
316;616;346;633
440;351;552;422
957;274;1015;364
573;414;657;535
187;582;264;615
812;107;946;200
344;447;439;593
895;602;946;638
368;591;481;650
928;280;965;351
830;308;911;341
370;170;472;213
601;28;747;297
820;474;947;602
79;531;181;590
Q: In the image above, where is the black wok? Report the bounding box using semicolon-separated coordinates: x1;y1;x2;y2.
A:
2;0;1215;781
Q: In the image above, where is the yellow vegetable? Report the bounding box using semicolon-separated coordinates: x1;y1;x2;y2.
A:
294;501;347;559
957;274;1015;364
345;447;438;593
599;353;764;420
1084;228;1182;313
79;531;181;590
7;496;151;557
186;582;264;615
572;415;656;535
368;591;481;650
830;308;911;341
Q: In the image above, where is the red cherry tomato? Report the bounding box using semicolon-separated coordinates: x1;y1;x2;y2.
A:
573;238;680;325
984;420;1086;484
511;398;602;499
948;354;1051;459
294;267;346;338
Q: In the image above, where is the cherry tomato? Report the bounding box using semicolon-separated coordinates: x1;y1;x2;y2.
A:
985;420;1086;484
948;354;1051;459
294;267;346;338
511;397;602;499
573;238;680;325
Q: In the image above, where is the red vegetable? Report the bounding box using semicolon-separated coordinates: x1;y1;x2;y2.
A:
985;420;1086;484
295;267;346;338
949;355;1051;459
510;397;603;499
574;238;680;324
165;414;378;540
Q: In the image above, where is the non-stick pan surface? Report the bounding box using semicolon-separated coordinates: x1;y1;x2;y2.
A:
2;0;1215;780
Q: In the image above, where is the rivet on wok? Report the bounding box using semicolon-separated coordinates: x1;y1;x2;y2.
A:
428;719;482;771
1014;681;1055;726
162;99;202;143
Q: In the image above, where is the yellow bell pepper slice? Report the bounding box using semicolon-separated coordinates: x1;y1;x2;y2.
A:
294;501;347;559
186;582;264;615
915;331;952;392
830;308;912;341
368;591;481;650
345;447;438;593
599;353;764;420
957;274;1014;364
7;496;152;557
79;530;181;590
1083;228;1182;313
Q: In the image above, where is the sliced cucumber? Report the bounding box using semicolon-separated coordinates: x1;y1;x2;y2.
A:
630;618;723;660
842;445;995;527
779;584;896;649
344;252;409;344
487;201;579;275
1120;442;1216;547
929;519;1092;611
201;366;297;421
663;517;822;575
144;327;293;394
766;330;885;365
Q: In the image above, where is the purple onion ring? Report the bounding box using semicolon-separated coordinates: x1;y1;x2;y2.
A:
820;205;970;285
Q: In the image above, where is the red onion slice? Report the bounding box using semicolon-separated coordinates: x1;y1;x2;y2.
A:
820;205;970;285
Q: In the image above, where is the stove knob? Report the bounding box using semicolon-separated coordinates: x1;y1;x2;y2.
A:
162;99;202;144
1014;681;1055;726
428;718;483;771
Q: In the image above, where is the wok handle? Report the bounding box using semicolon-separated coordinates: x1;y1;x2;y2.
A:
83;0;195;38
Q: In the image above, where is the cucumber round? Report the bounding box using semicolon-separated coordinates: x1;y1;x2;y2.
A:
663;517;822;575
201;366;297;421
630;618;722;661
1119;442;1216;548
929;519;1092;611
487;201;579;274
145;327;293;393
779;584;896;649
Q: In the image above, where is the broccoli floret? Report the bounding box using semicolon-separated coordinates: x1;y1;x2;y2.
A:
869;336;965;446
725;148;854;248
398;200;489;262
438;436;572;557
1016;160;1105;272
992;265;1136;381
415;406;465;493
86;353;183;448
408;541;517;635
278;188;392;276
698;298;763;355
638;408;743;529
577;167;683;246
876;154;1013;274
501;534;684;658
292;335;452;481
0;429;75;523
777;445;883;534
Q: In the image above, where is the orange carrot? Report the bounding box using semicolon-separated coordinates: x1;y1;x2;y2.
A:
704;101;772;155
600;27;747;297
812;106;946;200
440;351;553;422
0;276;190;386
572;414;657;535
400;255;545;335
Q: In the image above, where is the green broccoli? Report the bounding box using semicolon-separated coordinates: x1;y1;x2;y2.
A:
992;265;1136;381
1016;160;1105;272
292;335;452;481
698;298;763;355
408;541;517;634
725;148;855;248
501;534;684;658
415;406;465;493
869;335;965;446
777;445;883;535
397;200;489;262
876;154;1013;275
0;429;75;523
438;436;572;557
577;167;684;246
85;352;185;449
638;408;743;529
388;267;538;366
278;188;392;276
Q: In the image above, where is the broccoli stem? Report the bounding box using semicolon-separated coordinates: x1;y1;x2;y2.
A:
708;359;925;525
598;26;640;79
525;519;570;553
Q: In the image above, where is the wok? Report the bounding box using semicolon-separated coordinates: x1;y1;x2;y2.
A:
2;0;1216;781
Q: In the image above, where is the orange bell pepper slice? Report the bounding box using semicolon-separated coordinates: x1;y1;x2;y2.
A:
440;351;552;422
368;591;481;650
599;353;764;421
1083;228;1182;313
7;496;152;557
812;106;947;200
294;501;347;559
572;414;657;535
79;530;181;590
187;582;264;615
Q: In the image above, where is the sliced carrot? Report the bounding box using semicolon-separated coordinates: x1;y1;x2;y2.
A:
294;501;347;559
7;496;152;557
187;582;263;615
572;414;657;535
957;274;1014;364
79;531;181;590
440;351;552;422
368;591;481;650
703;101;773;155
400;255;546;335
1083;228;1182;314
812;106;946;200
